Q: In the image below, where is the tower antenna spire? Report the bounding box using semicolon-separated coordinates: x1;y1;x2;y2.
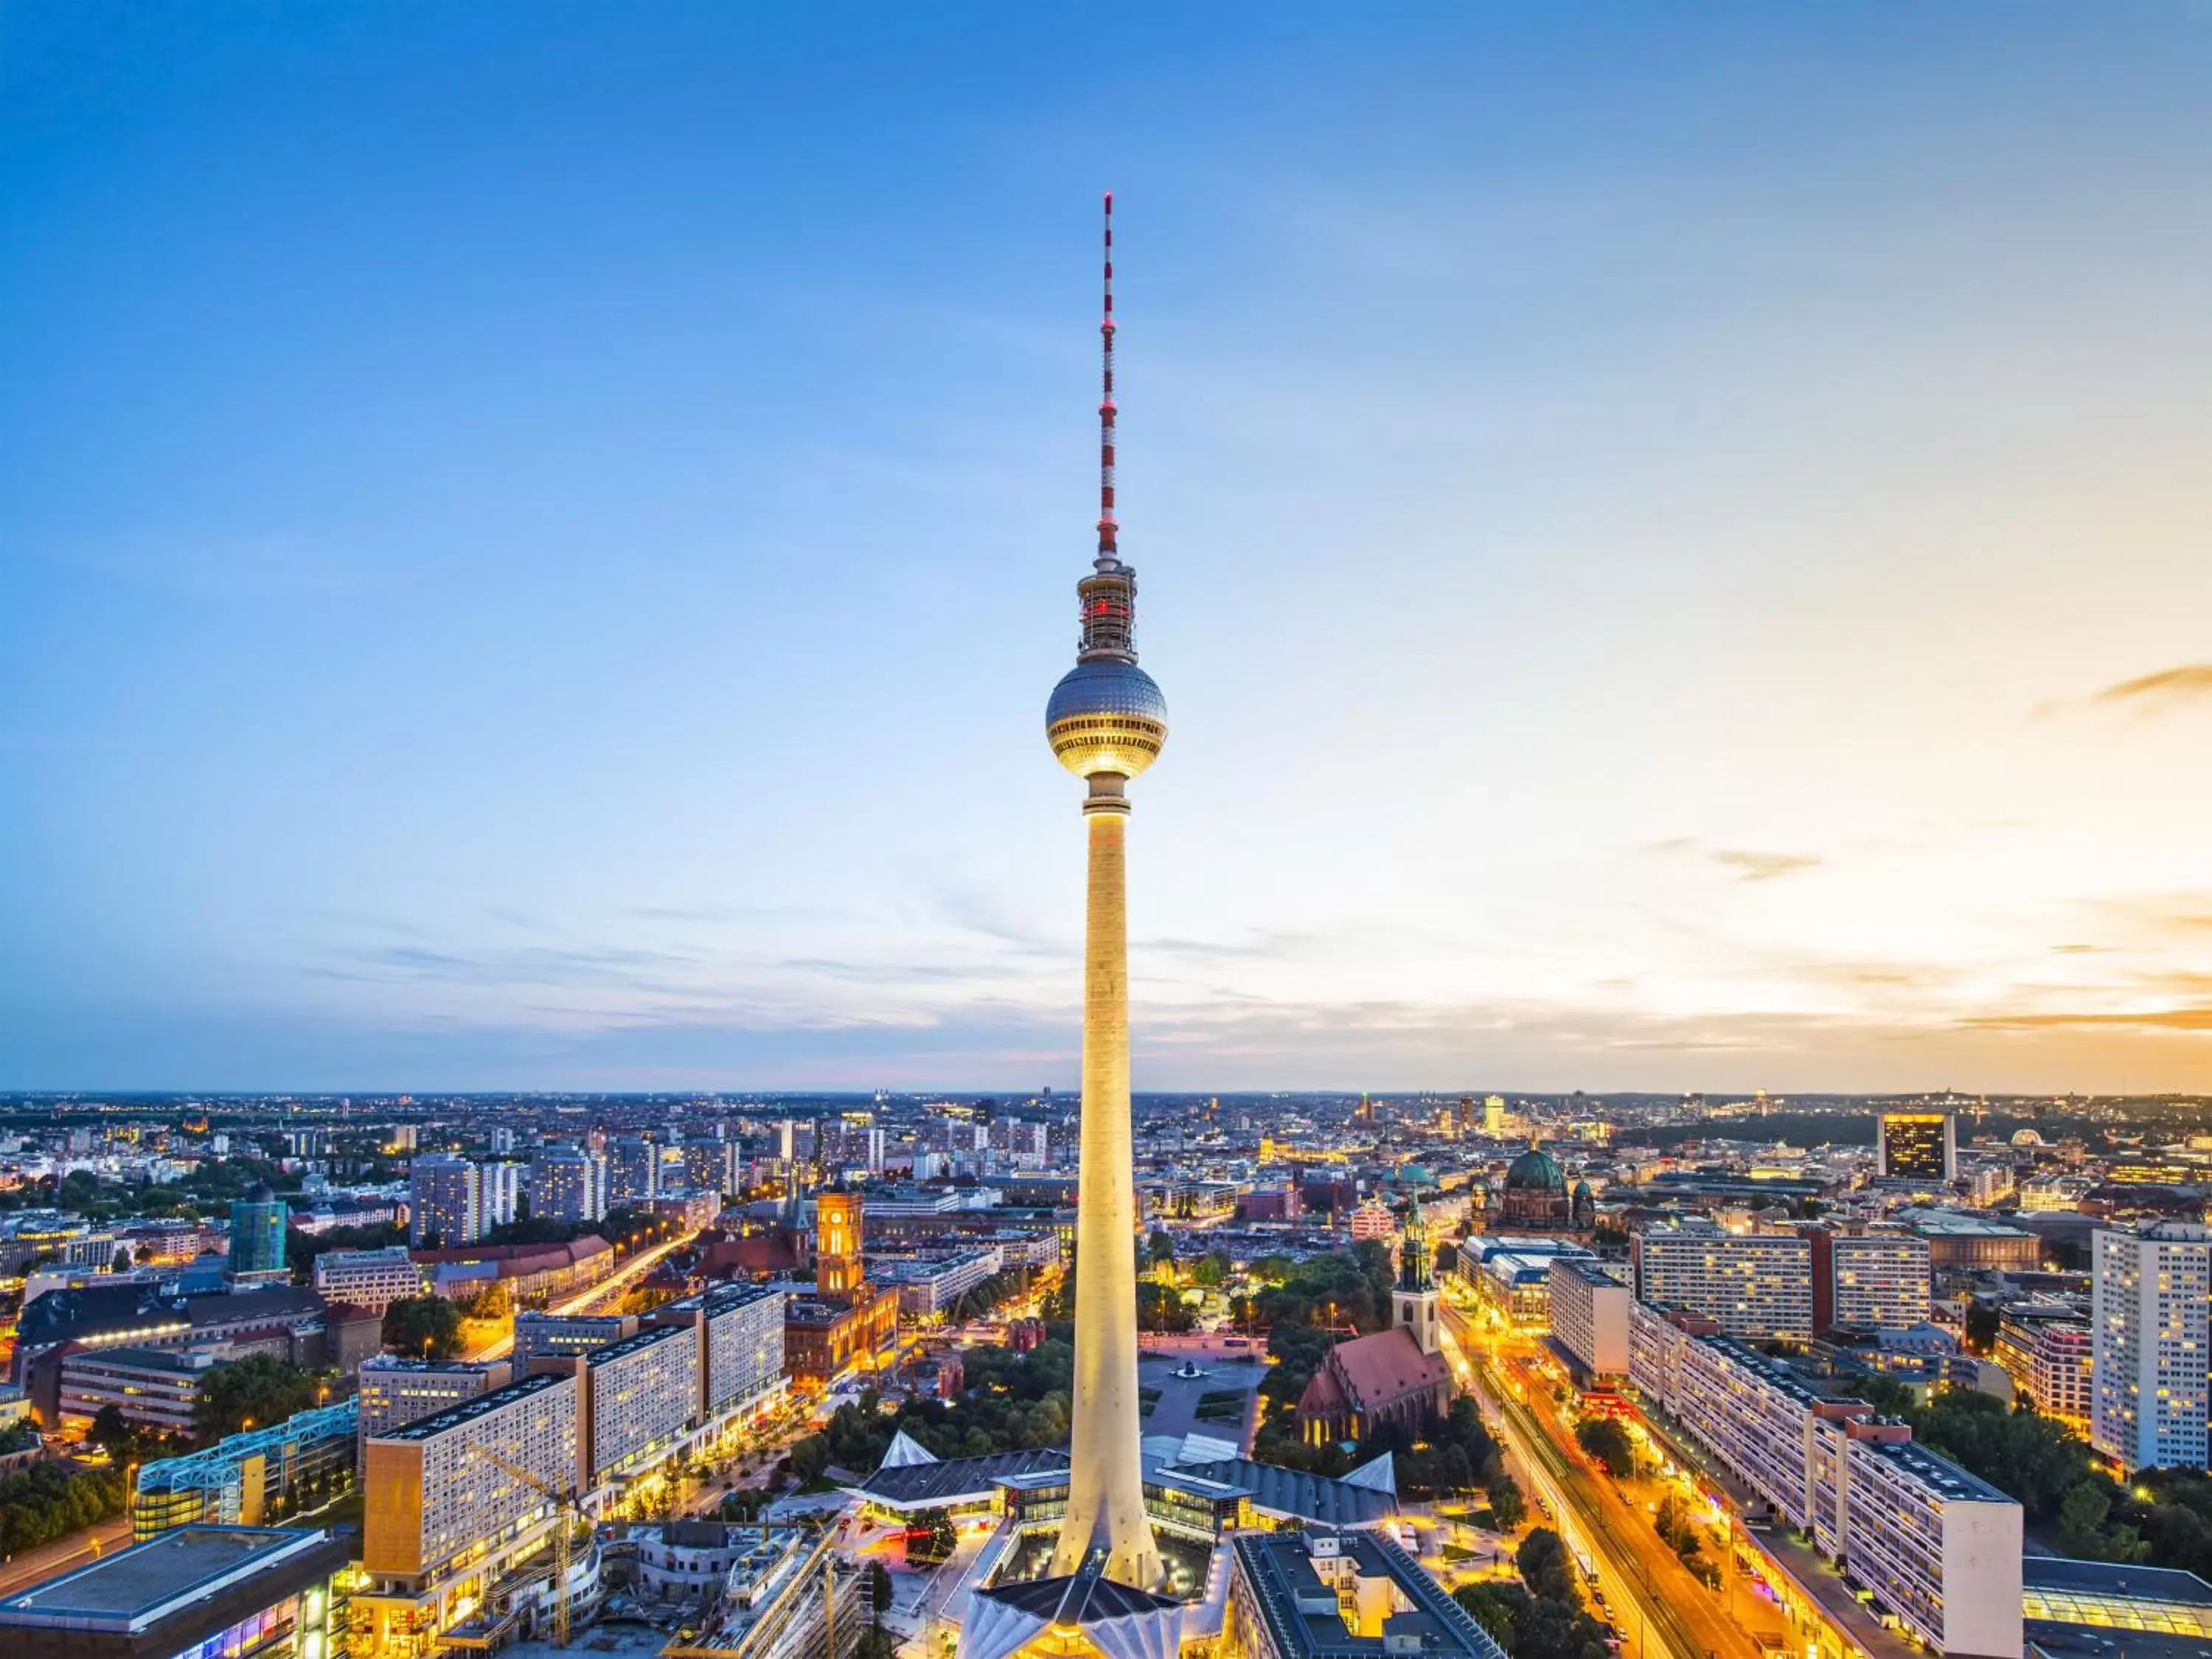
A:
1097;190;1119;568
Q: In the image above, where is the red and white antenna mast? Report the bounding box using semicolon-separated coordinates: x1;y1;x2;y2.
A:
1096;190;1119;568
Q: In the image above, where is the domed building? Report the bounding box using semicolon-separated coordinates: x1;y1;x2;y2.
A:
1498;1141;1573;1230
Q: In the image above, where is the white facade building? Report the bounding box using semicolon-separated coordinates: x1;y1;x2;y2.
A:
2093;1220;2212;1474
1548;1258;1631;1378
1631;1222;1812;1340
314;1244;428;1312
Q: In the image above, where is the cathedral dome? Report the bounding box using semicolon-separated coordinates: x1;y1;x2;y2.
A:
1503;1147;1565;1193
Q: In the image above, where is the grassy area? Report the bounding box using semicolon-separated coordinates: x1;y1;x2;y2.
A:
1137;1388;1163;1411
1194;1392;1248;1423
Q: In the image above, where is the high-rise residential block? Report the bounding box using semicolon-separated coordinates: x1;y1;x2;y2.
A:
1806;1228;1932;1333
2093;1220;2211;1473
1630;1222;1813;1340
530;1145;607;1224
1994;1303;2093;1431
408;1154;481;1248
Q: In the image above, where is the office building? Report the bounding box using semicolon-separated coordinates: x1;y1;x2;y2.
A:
1878;1112;1957;1181
0;1526;353;1659
1807;1228;1932;1333
313;1245;427;1313
408;1155;481;1248
2093;1220;2211;1474
683;1140;739;1197
57;1346;223;1436
514;1311;637;1364
1548;1258;1631;1379
1994;1304;2094;1431
227;1184;288;1279
1630;1222;1813;1340
531;1145;607;1224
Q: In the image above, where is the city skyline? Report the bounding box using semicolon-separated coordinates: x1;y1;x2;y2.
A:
10;5;2212;1093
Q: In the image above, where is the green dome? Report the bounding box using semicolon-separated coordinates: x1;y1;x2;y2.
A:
1503;1147;1565;1192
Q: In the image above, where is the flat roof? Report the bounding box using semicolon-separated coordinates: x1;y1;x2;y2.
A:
2025;1557;2212;1608
585;1324;689;1368
0;1526;336;1631
374;1369;570;1441
1857;1436;2014;1504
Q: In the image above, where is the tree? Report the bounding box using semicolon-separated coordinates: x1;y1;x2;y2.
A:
1487;1472;1527;1531
1964;1301;2002;1354
383;1294;465;1360
111;1245;133;1273
194;1354;316;1444
1453;1581;1530;1649
908;1506;956;1567
866;1561;895;1622
1575;1417;1636;1479
1147;1230;1176;1267
1516;1596;1611;1659
1516;1527;1581;1607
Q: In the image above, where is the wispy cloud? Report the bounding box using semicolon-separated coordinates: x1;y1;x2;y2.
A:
2039;664;2212;720
1713;849;1823;884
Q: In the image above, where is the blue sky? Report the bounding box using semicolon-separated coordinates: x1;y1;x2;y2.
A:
8;3;2212;1093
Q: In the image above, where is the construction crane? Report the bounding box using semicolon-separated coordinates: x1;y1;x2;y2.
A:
470;1444;584;1649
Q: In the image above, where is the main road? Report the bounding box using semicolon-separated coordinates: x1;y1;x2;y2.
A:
1441;1301;1767;1659
468;1228;699;1363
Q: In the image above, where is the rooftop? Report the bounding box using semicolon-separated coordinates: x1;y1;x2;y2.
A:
0;1526;347;1632
1231;1531;1507;1659
1855;1436;2015;1505
373;1369;570;1441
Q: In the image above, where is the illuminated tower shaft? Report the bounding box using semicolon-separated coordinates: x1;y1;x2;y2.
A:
1046;193;1167;1588
1054;786;1159;1585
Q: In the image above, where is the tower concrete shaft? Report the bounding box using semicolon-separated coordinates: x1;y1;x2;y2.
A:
1049;789;1161;1587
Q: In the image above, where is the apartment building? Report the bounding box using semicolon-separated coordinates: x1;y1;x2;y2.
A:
1547;1259;1631;1379
313;1245;427;1313
1630;1222;1812;1340
1806;1229;1932;1333
1225;1528;1508;1659
530;1147;608;1224
358;1371;581;1651
1633;1319;2022;1658
645;1282;787;1419
1994;1304;2094;1430
2093;1220;2212;1474
580;1324;697;1486
408;1155;481;1248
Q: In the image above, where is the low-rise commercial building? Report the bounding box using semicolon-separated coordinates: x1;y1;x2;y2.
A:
0;1525;354;1659
133;1399;359;1538
1225;1528;1509;1659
